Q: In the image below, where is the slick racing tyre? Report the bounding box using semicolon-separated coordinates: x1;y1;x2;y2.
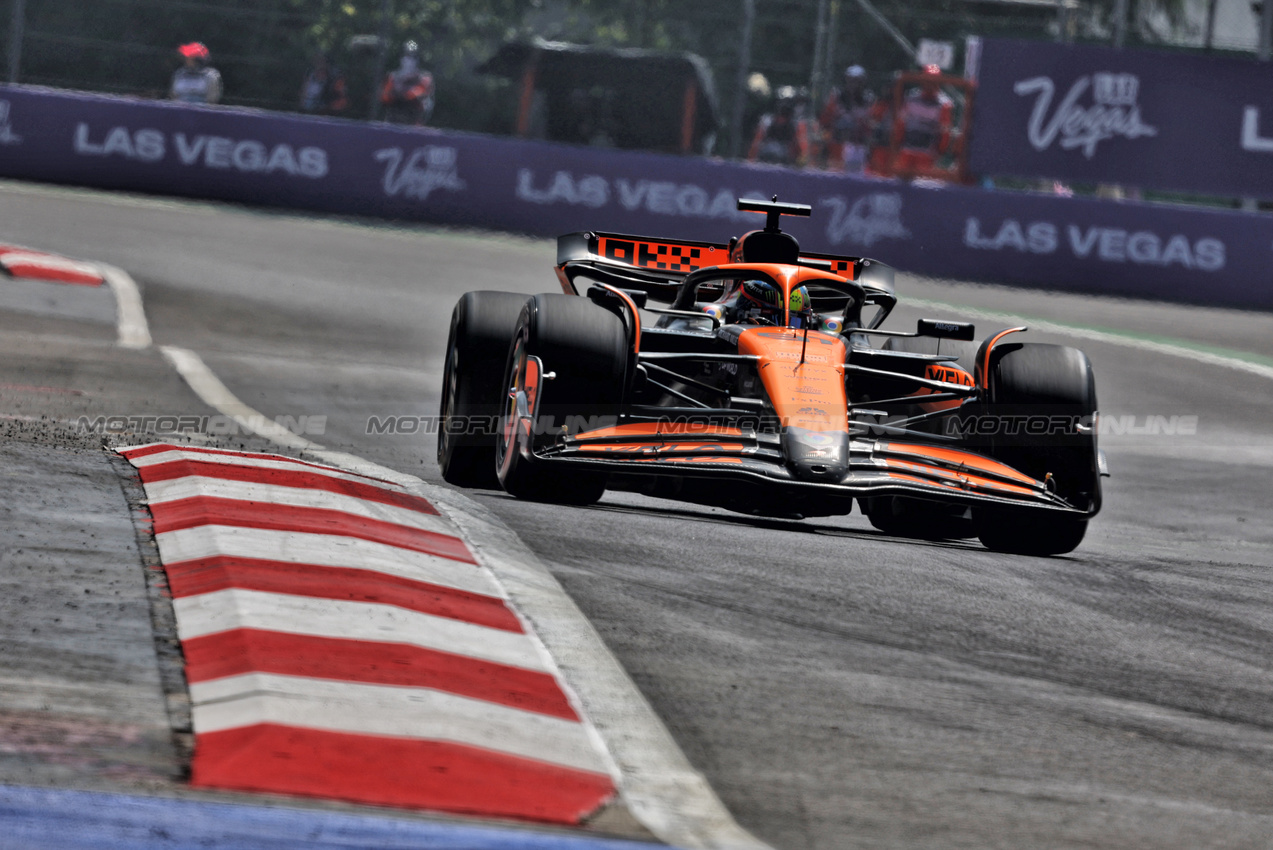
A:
438;291;531;489
973;343;1100;556
860;496;975;540
497;294;628;505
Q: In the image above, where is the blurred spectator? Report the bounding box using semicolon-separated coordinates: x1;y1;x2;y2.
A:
748;86;809;167
381;41;435;125
866;90;894;174
299;51;348;115
891;65;952;174
170;42;221;105
819;65;875;173
567;87;617;147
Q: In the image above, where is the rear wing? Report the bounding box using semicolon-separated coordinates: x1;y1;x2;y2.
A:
555;231;881;304
555;232;729;303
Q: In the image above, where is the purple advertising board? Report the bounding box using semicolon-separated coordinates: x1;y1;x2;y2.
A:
0;84;1270;309
969;38;1273;201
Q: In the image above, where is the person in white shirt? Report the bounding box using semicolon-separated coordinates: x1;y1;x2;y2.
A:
380;41;434;125
170;42;222;105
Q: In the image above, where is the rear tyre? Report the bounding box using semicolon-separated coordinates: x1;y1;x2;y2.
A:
438;291;530;488
497;294;628;505
973;343;1099;556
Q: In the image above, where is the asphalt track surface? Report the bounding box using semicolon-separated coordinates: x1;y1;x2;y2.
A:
2;180;1273;848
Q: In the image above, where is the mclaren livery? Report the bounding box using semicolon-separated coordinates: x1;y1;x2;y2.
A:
439;198;1106;555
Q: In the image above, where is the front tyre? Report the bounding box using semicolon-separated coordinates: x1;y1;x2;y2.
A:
973;343;1099;556
497;294;628;505
438;291;530;488
974;508;1088;556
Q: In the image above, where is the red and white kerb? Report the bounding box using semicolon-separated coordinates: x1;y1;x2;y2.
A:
117;444;616;823
0;245;104;285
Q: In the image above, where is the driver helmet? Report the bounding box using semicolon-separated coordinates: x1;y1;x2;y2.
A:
788;284;810;314
738;280;814;327
788;285;814;328
739;279;782;323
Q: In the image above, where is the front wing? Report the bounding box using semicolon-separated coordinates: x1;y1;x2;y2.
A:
504;379;1087;516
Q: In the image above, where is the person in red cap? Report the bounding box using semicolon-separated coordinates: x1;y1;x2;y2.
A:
170;42;222;105
891;64;951;176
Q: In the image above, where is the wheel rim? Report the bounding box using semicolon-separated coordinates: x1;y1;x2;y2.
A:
438;339;459;463
496;335;526;478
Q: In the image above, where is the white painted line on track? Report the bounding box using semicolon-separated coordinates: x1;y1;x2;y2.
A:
427;486;772;850
98;263;152;349
174;588;547;671
189;672;609;775
160;346;319;450
909;297;1273;383
159;344;770;849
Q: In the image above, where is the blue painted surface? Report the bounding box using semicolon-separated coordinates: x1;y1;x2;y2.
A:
0;785;672;850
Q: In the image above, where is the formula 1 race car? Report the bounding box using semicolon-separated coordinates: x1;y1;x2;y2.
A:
439;197;1105;555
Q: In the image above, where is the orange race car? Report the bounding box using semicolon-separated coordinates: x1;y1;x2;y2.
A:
438;198;1107;555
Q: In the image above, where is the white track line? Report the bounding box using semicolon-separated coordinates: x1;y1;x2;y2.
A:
427;486;771;850
160;344;769;849
161;346;318;450
98;263;152;349
908;297;1273;383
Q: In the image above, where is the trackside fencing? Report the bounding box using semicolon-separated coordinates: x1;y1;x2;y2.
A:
0;84;1269;309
